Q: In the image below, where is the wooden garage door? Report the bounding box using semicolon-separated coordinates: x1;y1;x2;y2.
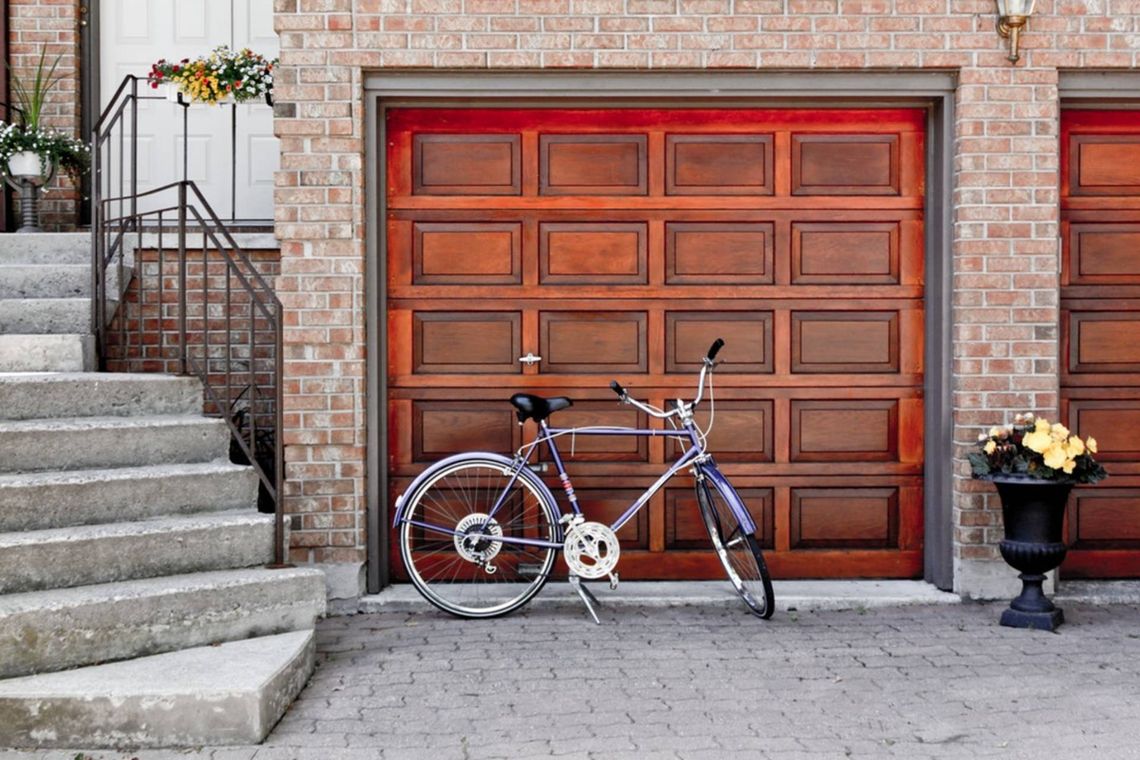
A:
1061;109;1140;578
386;108;925;580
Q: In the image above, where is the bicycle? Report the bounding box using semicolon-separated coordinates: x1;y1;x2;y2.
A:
392;338;775;622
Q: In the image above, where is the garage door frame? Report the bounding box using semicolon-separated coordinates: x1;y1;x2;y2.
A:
362;71;956;594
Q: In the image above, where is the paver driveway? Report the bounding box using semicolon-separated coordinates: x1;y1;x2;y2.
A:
4;602;1140;759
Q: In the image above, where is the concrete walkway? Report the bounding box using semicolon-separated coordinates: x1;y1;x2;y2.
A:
2;590;1140;759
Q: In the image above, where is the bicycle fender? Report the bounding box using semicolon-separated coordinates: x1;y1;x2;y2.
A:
701;465;758;536
392;452;537;528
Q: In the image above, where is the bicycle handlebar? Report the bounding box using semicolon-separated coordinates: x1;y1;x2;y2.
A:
610;340;722;418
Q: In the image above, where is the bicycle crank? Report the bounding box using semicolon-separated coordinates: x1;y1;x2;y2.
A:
563;521;620;585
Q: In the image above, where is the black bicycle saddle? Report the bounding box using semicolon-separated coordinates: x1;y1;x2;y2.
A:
509;393;573;424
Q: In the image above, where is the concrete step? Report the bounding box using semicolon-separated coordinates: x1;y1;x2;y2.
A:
0;415;230;474
0;511;275;594
0;629;315;749
0;334;92;372
0;372;201;421
0;264;89;299
0;566;326;678
0;233;91;265
0;461;258;533
0;297;89;334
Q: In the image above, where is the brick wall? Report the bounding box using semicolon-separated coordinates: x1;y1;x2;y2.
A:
7;0;82;229
269;0;1138;597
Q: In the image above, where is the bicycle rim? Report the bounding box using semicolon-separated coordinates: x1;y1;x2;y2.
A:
696;478;775;619
399;458;559;618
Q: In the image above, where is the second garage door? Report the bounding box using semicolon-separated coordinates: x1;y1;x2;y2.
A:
386;107;926;580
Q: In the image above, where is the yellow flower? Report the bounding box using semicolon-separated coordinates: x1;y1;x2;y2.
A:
1051;422;1070;440
1043;444;1068;470
1035;417;1051;434
989;426;1002;438
1066;437;1085;457
984;440;997;455
1023;430;1052;454
1087;436;1098;454
1062;459;1076;474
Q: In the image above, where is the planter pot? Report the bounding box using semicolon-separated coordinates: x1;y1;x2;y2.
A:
164;83;183;102
990;475;1074;631
7;151;47;180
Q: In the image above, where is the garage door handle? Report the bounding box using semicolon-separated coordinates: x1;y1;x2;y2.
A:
519;353;542;366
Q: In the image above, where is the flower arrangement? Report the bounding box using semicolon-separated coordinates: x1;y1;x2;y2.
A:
0;120;89;182
969;413;1108;484
148;46;276;105
1;49;90;182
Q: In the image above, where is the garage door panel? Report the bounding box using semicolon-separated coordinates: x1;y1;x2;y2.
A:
792;134;899;196
387;107;925;580
1067;223;1140;285
665;311;773;374
1066;399;1140;462
665;134;775;195
539;222;648;285
791;310;900;374
413;133;522;196
539;134;648;196
791;221;900;285
789;399;899;463
1067;311;1140;374
789;487;899;549
665;222;775;285
1069;134;1140;196
666;487;775;550
412;221;523;285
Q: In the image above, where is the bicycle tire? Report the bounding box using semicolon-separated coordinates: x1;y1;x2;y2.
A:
695;475;775;619
399;456;561;619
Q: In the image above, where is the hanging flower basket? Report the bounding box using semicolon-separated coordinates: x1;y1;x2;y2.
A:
148;45;276;106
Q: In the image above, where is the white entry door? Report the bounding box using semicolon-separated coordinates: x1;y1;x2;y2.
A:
99;0;279;221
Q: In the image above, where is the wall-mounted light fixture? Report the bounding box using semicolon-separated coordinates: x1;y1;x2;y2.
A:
996;0;1036;64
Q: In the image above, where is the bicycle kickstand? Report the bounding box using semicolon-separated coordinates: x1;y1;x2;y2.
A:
568;575;601;625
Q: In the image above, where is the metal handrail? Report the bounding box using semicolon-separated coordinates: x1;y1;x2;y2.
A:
91;75;287;565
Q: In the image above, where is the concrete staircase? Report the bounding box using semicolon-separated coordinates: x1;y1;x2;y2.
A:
0;234;97;372
0;242;326;748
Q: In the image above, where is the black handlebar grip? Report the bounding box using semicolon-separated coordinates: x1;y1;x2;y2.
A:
610;380;626;398
707;338;725;362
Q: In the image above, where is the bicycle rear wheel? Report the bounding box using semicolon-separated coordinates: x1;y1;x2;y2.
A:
695;475;775;619
399;457;560;618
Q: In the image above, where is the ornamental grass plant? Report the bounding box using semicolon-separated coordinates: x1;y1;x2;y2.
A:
1;49;90;182
969;413;1108;484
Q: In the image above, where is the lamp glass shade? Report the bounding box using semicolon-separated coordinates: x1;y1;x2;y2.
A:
999;0;1036;15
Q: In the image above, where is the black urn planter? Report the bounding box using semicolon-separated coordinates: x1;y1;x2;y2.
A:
990;476;1074;631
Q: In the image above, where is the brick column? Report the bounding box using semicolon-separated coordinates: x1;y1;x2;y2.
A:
7;0;82;230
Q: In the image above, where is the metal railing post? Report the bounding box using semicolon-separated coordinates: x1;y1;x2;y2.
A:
177;181;188;376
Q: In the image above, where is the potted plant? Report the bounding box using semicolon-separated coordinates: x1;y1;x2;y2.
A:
0;49;90;231
148;45;277;106
970;413;1107;631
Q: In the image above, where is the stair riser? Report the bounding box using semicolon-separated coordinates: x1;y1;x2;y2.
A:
0;467;258;533
0;266;89;299
0;519;275;594
0;375;202;421
0;420;230;474
0;571;325;678
0;335;92;373
0;234;91;265
0;299;90;335
0;631;315;749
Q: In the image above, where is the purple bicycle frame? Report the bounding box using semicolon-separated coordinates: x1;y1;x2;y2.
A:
392;417;758;549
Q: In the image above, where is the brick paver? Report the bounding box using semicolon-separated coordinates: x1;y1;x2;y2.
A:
5;602;1140;759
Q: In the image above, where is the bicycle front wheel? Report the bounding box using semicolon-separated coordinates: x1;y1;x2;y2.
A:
695;475;775;619
399;457;561;619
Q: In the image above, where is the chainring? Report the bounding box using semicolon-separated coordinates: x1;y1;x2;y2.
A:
453;513;503;564
562;521;620;579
